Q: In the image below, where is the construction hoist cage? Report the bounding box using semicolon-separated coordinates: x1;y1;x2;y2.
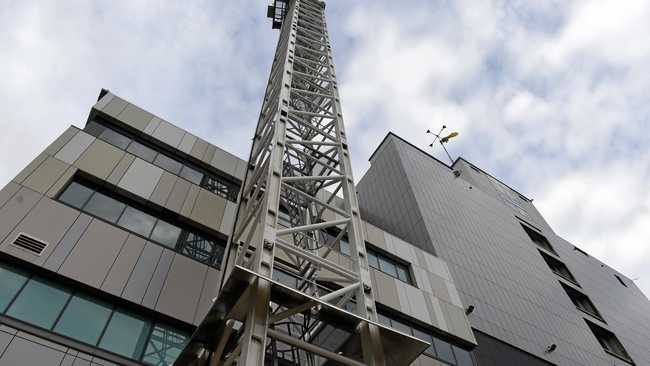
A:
174;0;427;365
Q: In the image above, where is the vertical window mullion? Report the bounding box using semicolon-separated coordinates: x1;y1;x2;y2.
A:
50;289;76;332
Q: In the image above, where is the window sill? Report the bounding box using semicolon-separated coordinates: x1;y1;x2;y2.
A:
604;349;635;365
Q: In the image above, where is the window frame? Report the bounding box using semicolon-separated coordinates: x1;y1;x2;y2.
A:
521;223;557;255
366;246;414;285
584;319;634;364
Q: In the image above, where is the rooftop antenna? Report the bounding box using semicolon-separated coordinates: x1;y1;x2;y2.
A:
426;124;459;164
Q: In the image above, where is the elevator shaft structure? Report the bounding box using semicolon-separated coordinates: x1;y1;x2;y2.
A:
173;1;427;365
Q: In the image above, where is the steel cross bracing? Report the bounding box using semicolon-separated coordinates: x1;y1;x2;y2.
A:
216;0;387;365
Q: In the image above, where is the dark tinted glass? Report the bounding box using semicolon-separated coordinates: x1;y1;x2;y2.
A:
179;166;203;185
396;265;411;283
339;239;350;256
367;251;379;269
412;328;435;357
390;318;412;335
84;192;126;223
59;182;94;209
141;324;189;366
118;206;157;237
453;345;474;366
84;121;106;137
54;294;112;344
100;310;152;359
153;154;183;174
378;256;398;277
127;141;158;163
179;233;216;263
150;220;182;248
433;338;456;364
99;128;131;149
377;313;391;326
0;263;29;312
7;277;71;329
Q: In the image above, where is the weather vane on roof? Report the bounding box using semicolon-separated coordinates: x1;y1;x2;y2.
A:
426;125;459;164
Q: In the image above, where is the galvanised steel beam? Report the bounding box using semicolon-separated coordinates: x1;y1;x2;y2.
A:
215;1;387;365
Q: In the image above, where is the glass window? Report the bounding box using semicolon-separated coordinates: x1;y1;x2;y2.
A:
150;220;182;248
59;182;95;209
273;269;298;289
339;238;350;256
367;251;379;269
127;141;158;163
54;294;112;344
0;263;29;312
84;192;126;223
84;121;106;137
99;128;131;150
378;256;398;278
433;338;456;364
412;328;435;357
179;166;203;185
377;313;391;327
390;318;412;335
118;206;157;238
7;277;71;329
141;324;189;366
153;154;183;175
99;310;152;359
179;233;218;264
453;345;474;366
396;265;411;283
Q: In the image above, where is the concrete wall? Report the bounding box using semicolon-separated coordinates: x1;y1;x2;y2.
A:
357;133;650;366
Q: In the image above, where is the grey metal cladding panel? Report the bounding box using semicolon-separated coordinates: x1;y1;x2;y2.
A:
143;117;162;135
190;188;226;231
155;254;208;324
0;336;65;366
152;120;185;148
202;144;216;165
0;182;20;209
117;158;163;199
44;126;80;156
149;171;177;207
101;234;147;297
0;332;11;357
193;267;221;325
371;269;401;310
106;153;135;186
43;214;93;272
141;249;175;308
55;130;95;165
0;197;79;266
122;242;163;304
0;187;42;244
165;178;191;213
59;219;129;288
116;103;154;131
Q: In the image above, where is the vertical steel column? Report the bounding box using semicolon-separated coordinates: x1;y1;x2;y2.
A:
219;0;386;364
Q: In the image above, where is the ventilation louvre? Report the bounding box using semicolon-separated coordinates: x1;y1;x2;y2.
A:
11;233;48;256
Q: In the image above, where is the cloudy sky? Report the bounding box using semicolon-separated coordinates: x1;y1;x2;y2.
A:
1;0;648;296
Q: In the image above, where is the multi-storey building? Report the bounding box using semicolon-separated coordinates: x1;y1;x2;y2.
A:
1;90;648;366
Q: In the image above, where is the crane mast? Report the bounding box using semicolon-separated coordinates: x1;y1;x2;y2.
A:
173;1;426;365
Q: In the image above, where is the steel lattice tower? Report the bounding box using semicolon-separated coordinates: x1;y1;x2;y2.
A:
174;1;426;365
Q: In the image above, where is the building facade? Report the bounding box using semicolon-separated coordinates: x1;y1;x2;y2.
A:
0;91;647;366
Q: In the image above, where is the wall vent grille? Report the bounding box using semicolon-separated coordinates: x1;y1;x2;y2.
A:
11;233;48;256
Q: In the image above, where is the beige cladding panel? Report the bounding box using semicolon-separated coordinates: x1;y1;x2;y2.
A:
442;300;476;343
178;133;197;154
100;235;147;297
149;171;177;207
22;157;70;195
152;120;184;148
43;127;79;156
404;285;432;323
46;166;77;198
101;96;128;117
189;139;208;161
0;198;79;267
106;153;135;186
194;267;221;325
54;130;95;164
116;103;154;131
165;178;192;213
117;158;163;199
202;144;216;165
144;117;161;135
122;242;163;304
142;250;175;308
59;219;129;288
73;139;125;180
13;153;48;184
181;185;200;217
0;182;21;209
210;148;239;177
190;189;226;231
371;269;401;310
155;254;208;324
219;201;237;235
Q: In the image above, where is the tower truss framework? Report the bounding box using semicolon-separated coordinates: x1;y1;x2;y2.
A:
174;1;426;365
